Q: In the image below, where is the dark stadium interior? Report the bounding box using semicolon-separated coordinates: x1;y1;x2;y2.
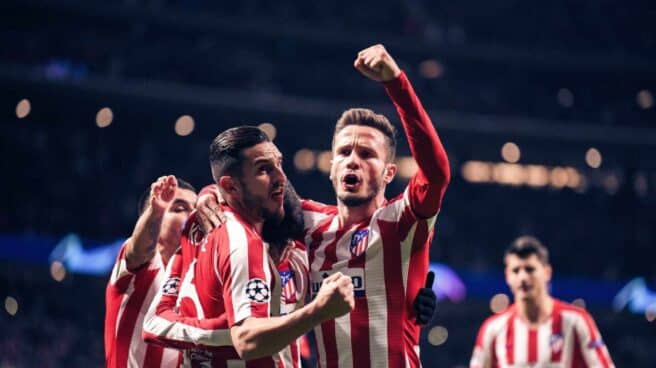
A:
1;0;655;366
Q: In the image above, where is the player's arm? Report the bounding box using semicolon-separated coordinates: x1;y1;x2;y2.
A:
573;311;615;368
469;318;496;368
355;44;451;218
230;272;354;360
124;175;177;270
142;243;232;351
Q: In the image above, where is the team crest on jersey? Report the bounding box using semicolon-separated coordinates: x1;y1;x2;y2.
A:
349;229;369;257
162;277;181;296
245;278;270;303
189;222;207;248
550;333;564;354
280;270;298;303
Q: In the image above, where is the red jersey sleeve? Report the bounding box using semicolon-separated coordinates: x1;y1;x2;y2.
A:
384;71;450;218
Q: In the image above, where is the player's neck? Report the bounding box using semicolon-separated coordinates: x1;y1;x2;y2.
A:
157;241;176;267
225;198;264;233
516;294;553;326
337;195;385;227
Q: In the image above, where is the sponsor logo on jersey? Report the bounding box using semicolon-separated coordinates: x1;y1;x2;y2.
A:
245;278;270;303
162;277;181;296
349;229;369;257
311;268;366;298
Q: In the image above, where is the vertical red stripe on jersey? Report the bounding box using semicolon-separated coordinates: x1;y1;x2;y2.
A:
571;330;585;368
321;320;339;368
405;219;431;368
348;236;371;368
142;345;164;367
319;227;349;271
379;219;405;368
528;328;538;363
505;313;515;365
308;217;333;266
114;268;159;367
490;336;498;368
551;303;563;363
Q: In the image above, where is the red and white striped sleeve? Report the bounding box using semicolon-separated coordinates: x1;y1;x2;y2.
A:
572;309;615;368
469;315;499;368
218;217;273;326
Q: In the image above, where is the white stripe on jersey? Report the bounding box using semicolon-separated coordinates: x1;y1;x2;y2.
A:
513;318;527;363
128;264;165;367
309;216;340;271
561;312;576;368
225;212;253;324
334;312;353;368
538;318;552;362
315;322;328;368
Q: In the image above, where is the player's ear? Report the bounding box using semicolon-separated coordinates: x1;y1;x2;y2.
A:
219;176;239;195
383;162;397;184
545;264;553;282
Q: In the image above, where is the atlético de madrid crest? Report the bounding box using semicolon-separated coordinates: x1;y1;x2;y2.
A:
350;229;369;257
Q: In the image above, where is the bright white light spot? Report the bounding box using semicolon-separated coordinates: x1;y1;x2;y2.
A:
397;156;418;179
557;88;574;107
461;161;492;183
175;115;195;136
96;107;113;128
490;293;510;314
294;149;315;172
637;90;654;110
5;296;18;316
419;60;444;79
585;148;602;168
427;326;448;346
317;151;332;174
501;142;521;163
16;99;31;119
258;123;277;140
50;261;66;282
571;298;586;309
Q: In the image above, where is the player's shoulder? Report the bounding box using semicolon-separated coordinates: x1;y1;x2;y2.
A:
479;305;515;335
301;199;337;215
555;298;594;320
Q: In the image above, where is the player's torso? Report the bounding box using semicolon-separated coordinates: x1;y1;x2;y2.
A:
303;199;432;368
106;250;178;368
486;309;587;368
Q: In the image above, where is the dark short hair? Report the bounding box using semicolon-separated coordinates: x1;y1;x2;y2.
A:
209;126;270;182
138;177;196;215
332;108;397;162
504;236;550;265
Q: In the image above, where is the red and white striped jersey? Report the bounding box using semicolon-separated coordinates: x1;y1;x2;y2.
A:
470;299;615;368
105;241;180;368
142;208;309;368
302;71;450;368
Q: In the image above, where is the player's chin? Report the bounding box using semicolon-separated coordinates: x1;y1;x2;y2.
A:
263;202;285;221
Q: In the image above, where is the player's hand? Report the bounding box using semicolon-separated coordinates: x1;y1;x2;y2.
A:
314;272;355;321
149;175;177;215
354;44;401;83
414;271;436;325
196;192;226;233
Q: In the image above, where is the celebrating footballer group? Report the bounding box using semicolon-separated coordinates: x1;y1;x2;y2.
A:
104;44;614;368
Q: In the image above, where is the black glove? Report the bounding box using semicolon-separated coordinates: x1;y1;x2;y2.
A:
414;271;436;325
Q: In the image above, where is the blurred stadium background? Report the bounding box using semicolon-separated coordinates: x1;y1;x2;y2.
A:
1;0;655;366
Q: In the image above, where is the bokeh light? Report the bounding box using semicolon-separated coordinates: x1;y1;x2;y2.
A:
427;326;449;346
557;88;574;107
258;122;277;140
637;90;653;110
490;293;510;314
585;148;602;168
294;149;315;172
50;261;67;282
317;151;332;174
16;99;31;119
96;107;113;128
501;142;521;163
5;296;18;316
175;115;195;136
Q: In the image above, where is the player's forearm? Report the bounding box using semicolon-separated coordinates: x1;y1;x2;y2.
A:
126;206;165;269
231;300;323;360
384;71;451;213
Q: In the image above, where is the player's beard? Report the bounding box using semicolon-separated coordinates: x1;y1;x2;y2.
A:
335;175;381;207
240;181;284;223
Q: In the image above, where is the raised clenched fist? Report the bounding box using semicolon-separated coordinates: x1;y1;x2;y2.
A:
353;44;401;83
